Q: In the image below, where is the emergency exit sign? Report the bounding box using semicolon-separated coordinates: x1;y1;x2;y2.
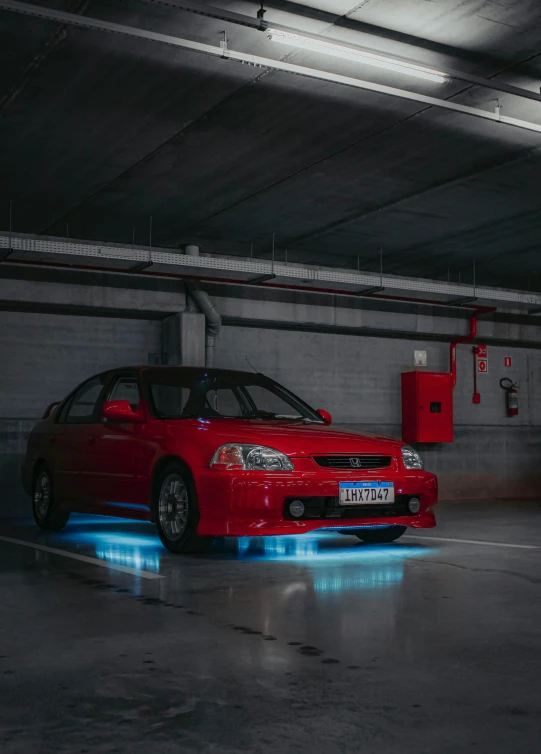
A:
476;344;488;373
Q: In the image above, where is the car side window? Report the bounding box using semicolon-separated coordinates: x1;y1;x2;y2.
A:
108;377;140;411
62;377;106;424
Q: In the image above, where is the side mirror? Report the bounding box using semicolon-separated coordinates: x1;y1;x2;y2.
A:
316;409;332;425
102;400;144;423
43;402;60;419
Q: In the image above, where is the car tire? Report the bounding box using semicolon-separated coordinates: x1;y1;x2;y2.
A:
351;525;407;544
153;462;213;554
32;464;70;531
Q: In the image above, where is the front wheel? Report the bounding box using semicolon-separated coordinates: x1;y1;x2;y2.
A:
350;525;407;544
153;463;213;554
32;465;70;531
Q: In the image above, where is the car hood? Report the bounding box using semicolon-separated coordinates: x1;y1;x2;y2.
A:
177;418;403;457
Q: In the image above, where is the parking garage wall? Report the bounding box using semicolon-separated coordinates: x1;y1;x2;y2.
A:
214;325;541;502
2;277;541;518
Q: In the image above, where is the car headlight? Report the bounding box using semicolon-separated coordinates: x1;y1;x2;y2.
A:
210;444;294;471
401;445;423;470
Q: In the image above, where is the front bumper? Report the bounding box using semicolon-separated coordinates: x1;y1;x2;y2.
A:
195;467;438;537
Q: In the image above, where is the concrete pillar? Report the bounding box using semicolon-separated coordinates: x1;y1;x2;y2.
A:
162;312;205;366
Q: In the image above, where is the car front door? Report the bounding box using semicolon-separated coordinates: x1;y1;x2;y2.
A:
83;372;151;513
49;374;109;507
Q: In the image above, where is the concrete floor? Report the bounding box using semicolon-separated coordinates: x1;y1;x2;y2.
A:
1;502;540;753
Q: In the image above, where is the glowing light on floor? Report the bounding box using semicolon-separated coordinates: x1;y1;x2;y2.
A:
233;535;438;592
313;568;404;592
41;517;437;587
52;516;164;572
84;533;160;549
234;533;436;563
94;546;161;573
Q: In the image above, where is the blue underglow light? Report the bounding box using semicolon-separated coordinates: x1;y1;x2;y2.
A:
237;538;250;557
314;567;403;592
54;516;164;573
107;502;149;512
45;517;437;594
87;533;159;548
21;514;141;527
95;547;161;573
229;534;438;592
232;533;437;564
319;525;391;531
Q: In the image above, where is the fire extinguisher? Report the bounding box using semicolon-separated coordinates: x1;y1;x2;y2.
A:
499;378;519;417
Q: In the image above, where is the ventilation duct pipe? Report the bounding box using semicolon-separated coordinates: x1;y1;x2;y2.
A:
189;283;221;367
184;246;221;367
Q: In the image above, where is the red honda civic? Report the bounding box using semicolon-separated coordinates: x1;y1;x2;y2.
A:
23;367;438;553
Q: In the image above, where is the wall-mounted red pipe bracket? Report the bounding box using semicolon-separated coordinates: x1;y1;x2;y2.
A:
450;315;477;388
450;308;496;396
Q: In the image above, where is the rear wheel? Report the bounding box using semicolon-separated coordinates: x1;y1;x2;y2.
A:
153;463;213;554
350;525;407;544
32;465;70;531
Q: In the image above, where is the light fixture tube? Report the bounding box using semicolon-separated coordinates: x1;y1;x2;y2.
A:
267;29;448;84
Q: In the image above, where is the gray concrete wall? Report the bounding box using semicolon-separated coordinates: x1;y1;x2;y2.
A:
214;326;541;502
0;310;161;517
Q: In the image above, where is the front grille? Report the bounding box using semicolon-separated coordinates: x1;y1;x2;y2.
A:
314;455;392;470
284;496;412;520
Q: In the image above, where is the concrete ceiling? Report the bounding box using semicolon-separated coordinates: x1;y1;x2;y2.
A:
1;0;541;290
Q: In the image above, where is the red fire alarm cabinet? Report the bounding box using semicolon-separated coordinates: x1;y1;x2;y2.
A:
401;371;454;443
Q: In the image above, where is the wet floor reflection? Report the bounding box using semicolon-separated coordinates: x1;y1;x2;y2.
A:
93;543;162;573
227;535;437;591
54;516;163;573
40;516;437;593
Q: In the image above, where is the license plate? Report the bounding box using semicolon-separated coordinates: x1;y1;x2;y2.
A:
339;481;395;505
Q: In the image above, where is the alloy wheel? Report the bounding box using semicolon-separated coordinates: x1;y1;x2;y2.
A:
34;471;51;520
158;473;189;541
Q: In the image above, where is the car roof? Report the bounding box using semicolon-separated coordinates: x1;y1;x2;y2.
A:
105;366;264;379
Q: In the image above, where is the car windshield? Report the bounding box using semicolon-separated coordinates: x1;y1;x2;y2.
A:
144;371;322;422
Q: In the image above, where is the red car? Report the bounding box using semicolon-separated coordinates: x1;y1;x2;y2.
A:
23;367;438;553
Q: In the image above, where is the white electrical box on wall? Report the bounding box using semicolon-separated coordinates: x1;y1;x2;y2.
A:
414;350;428;367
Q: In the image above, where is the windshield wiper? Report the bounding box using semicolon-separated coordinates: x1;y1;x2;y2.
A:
275;415;317;422
243;410;281;419
243;411;317;422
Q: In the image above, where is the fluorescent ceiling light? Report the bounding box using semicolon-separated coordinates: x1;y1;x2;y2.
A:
267;29;448;84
